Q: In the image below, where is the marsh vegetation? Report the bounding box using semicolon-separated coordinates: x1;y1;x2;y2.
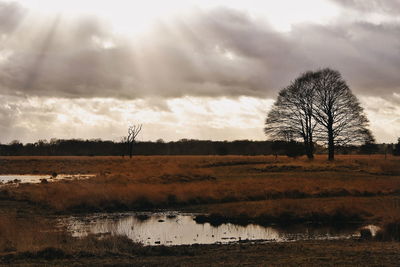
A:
0;155;399;265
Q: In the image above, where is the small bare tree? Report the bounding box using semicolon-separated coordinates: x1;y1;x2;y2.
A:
126;124;142;158
265;68;373;161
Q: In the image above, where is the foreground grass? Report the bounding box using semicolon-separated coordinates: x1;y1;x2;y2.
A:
1;206;399;266
0;211;177;257
2;239;400;267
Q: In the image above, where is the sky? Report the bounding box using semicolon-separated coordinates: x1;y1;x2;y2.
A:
0;0;399;144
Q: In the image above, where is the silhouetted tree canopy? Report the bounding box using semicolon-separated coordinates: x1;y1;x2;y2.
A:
0;139;306;156
394;138;400;156
360;141;379;155
265;71;317;159
0;138;388;156
312;68;373;160
265;68;374;160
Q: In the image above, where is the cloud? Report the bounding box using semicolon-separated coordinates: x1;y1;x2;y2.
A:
0;2;399;102
330;0;400;15
0;1;399;143
0;1;26;33
0;95;273;143
1;94;397;144
360;95;400;143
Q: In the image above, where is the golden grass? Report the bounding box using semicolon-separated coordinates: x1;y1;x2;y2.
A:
0;214;66;253
0;154;397;175
0;213;146;256
1;155;399;223
196;196;400;225
7;172;400;211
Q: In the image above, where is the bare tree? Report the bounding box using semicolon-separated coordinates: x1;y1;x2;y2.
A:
126;124;142;158
264;71;318;159
312;68;371;160
265;68;373;161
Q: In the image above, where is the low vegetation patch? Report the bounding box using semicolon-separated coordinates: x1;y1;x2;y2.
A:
194;196;400;227
375;219;400;241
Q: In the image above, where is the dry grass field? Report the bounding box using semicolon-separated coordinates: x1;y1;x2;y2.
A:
1;155;400;265
1;155;400;220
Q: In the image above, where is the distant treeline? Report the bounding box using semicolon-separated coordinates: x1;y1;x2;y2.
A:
0;139;395;156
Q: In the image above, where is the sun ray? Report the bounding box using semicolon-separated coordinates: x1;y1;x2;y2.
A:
23;14;62;91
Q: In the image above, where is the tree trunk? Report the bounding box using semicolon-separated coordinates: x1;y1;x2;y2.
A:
305;143;314;159
129;142;133;158
309;139;314;160
328;126;334;161
303;138;314;160
307;149;314;159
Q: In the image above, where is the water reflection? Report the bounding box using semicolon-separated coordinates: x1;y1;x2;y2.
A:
62;212;362;246
0;174;95;185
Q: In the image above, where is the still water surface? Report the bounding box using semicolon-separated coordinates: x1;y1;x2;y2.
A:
0;174;95;184
62;212;366;246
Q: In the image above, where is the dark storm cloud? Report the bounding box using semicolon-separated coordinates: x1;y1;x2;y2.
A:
0;1;399;101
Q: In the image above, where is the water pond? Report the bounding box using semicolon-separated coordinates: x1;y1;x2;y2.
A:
61;212;374;246
0;174;95;185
